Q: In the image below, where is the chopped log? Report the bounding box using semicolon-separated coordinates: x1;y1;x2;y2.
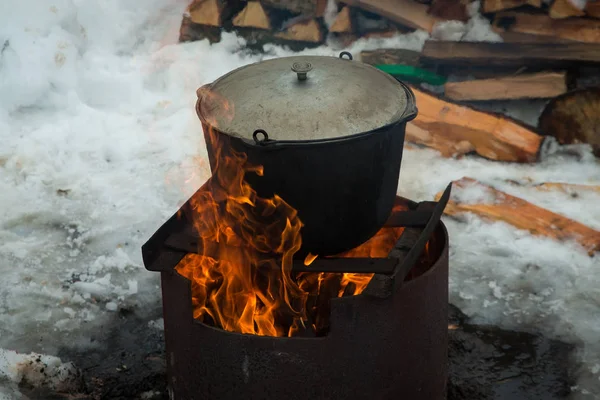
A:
360;48;422;67
538;88;600;157
179;15;222;43
260;0;318;14
493;12;600;44
586;0;600;17
428;0;469;22
549;0;586;18
330;6;353;33
496;31;575;43
436;177;600;254
407;87;543;162
444;72;568;101
188;0;225;26
339;0;439;32
482;0;541;13
406;123;476;158
316;0;329;17
232;1;272;29
532;182;600;194
274;18;324;42
354;8;394;33
420;41;600;68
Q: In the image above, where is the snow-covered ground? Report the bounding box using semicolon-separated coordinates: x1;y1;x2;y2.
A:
1;0;599;398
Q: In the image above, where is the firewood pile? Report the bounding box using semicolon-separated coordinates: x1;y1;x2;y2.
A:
180;0;600;255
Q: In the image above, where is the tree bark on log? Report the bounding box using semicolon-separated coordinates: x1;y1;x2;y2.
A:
586;0;600;17
339;0;439;32
538;88;600;157
260;0;318;14
436;177;600;255
493;12;600;44
482;0;541;13
420;41;600;68
360;48;422;66
428;0;470;21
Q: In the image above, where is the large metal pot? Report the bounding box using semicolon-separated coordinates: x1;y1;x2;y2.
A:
196;52;417;257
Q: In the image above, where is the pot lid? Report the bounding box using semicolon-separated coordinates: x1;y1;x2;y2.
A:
197;53;413;142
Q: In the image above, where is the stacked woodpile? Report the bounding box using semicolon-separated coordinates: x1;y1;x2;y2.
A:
179;0;471;47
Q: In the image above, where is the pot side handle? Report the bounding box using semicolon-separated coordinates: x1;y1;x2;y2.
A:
400;82;418;122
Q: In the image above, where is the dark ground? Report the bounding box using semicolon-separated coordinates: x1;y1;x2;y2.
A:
19;304;575;400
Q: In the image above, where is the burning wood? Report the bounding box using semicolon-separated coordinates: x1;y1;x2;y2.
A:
406;87;543;162
444;71;568;101
172;128;425;337
538;88;600;157
436;177;600;254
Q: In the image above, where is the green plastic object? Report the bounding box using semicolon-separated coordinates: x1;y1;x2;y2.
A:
374;64;447;86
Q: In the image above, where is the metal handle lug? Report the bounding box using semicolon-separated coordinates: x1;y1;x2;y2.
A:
339;51;353;60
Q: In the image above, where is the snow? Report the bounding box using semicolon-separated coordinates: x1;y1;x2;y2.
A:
1;0;599;398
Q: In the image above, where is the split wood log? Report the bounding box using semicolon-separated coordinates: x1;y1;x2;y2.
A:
531;182;600;194
330;6;353;33
407;87;543;162
549;0;586;18
495;31;575;44
506;180;600;194
334;28;404;47
338;0;439;32
274;18;324;42
420;41;600;68
260;0;318;14
482;0;541;13
360;48;422;67
493;12;600;44
188;0;226;26
586;0;600;17
538;88;600;157
232;1;272;29
444;72;568;101
428;0;470;22
405;124;476;158
435;177;600;254
179;15;222;43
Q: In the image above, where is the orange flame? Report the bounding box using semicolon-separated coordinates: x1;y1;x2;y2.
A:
175;88;422;337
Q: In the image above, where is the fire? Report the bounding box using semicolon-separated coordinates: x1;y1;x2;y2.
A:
176;90;418;337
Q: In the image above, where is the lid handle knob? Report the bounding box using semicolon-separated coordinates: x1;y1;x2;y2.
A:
291;61;313;81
